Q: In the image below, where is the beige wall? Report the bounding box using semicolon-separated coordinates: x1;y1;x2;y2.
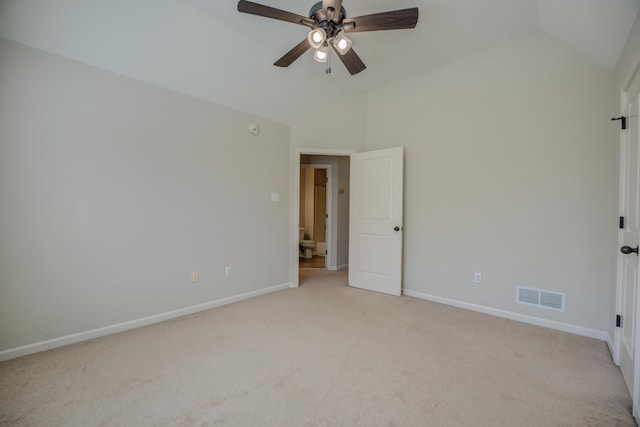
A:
0;39;290;351
289;90;367;153
366;32;617;334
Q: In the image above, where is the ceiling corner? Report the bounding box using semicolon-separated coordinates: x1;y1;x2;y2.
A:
537;0;640;69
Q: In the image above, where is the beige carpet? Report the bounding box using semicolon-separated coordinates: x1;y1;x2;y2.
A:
0;270;634;426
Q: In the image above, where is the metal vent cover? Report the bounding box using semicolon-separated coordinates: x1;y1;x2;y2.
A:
517;286;565;312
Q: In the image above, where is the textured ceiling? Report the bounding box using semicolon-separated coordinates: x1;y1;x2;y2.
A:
0;0;638;124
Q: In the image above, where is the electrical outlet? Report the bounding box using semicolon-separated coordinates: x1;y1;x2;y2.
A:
191;272;199;283
225;266;232;278
473;272;482;284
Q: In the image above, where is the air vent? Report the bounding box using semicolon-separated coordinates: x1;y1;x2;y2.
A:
517;286;565;312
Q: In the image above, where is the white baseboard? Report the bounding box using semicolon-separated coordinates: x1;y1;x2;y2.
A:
403;289;608;341
328;264;348;271
607;332;619;365
607;335;615;356
0;282;292;362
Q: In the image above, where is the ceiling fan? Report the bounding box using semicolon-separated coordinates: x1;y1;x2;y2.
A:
237;0;419;75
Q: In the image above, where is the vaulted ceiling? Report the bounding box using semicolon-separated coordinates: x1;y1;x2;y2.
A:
1;0;638;124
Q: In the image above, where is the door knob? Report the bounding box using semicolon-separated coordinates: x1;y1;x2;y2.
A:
394;226;400;232
621;245;639;255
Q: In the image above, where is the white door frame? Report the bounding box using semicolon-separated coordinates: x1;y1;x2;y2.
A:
300;163;332;270
614;57;640;363
614;57;640;418
291;148;355;287
613;88;631;366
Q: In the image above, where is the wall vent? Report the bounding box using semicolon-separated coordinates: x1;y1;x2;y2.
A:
517;286;565;312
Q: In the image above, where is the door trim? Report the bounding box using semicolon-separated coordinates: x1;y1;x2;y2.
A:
614;59;640;364
614;57;640;421
291;148;356;287
614;90;630;366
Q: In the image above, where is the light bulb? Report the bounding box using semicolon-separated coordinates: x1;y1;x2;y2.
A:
313;46;329;63
332;33;352;55
307;28;327;49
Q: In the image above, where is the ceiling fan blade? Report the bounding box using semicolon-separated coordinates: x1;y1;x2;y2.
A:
274;39;312;67
237;0;311;26
330;44;366;75
343;8;419;33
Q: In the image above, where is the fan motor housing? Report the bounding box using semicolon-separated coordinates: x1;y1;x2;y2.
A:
309;1;346;35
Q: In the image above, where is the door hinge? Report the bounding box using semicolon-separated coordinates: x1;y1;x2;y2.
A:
326;214;328;219
616;314;622;328
612;116;627;130
620;216;625;229
326;250;328;255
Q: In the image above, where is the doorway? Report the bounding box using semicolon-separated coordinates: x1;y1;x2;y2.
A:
292;148;354;287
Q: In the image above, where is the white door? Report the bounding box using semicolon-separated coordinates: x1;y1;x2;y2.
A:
348;147;403;296
618;72;640;415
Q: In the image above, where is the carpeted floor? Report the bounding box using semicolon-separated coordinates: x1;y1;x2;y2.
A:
0;270;635;426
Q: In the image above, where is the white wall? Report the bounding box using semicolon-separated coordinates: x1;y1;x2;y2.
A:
0;39;290;352
367;32;617;334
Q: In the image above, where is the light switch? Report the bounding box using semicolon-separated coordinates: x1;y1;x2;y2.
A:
271;192;279;202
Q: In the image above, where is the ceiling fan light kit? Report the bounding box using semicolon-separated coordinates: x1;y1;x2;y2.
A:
308;28;327;49
332;33;352;55
313;44;329;63
237;0;419;76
